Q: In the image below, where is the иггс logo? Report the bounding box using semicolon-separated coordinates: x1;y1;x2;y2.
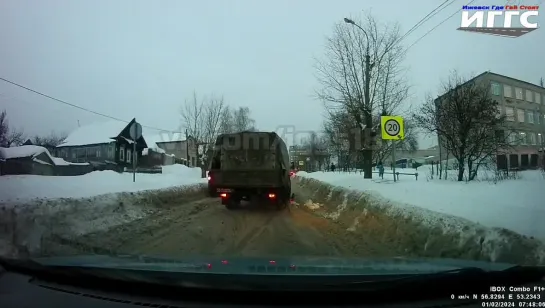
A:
457;4;539;37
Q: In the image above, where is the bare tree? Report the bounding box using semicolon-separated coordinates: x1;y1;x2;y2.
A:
180;92;226;175
315;13;406;178
412;71;514;182
232;107;256;132
299;131;330;171
218;106;256;134
0;110;26;147
32;131;67;147
219;106;234;134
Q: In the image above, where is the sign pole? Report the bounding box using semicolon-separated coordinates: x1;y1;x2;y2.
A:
380;115;405;183
391;140;396;182
129;120;142;183
133;140;136;182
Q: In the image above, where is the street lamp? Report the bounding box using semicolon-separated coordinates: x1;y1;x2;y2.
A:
343;17;373;178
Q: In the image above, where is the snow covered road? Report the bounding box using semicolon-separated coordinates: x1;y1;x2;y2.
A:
41;196;403;259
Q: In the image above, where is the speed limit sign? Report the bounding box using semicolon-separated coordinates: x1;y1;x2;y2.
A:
380;116;405;140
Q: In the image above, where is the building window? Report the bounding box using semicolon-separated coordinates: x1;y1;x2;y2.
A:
496;105;502;118
505;107;515;121
517;108;525;122
537;112;541;125
96;148;101;157
527;111;534;124
120;146;125;161
529;132;537;145
519;132;526;145
126;149;131;163
491;82;501;96
515;88;523;100
536;92;542;104
538;133;543;146
525;89;533;102
503;85;512;98
508;132;517;145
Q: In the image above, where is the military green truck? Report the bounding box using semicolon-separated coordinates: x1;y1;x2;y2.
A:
207;131;291;210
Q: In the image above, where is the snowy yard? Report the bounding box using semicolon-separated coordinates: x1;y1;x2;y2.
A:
297;168;545;240
0;164;206;204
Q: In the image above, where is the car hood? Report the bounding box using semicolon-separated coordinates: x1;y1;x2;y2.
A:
31;255;517;275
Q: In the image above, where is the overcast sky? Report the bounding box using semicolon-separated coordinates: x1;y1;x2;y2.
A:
1;0;543;149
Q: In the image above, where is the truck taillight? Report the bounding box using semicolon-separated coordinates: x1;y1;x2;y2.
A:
268;193;276;199
207;176;211;181
220;193;228;198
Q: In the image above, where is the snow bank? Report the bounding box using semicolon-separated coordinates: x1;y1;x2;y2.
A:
0;164;206;204
292;176;545;266
299;170;545;240
0;183;208;258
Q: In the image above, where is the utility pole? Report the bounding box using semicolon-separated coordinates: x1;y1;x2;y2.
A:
344;17;374;179
185;129;189;166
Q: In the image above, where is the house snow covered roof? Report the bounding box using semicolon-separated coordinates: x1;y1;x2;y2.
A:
143;132;186;155
58;120;129;147
0;145;89;165
0;145;51;160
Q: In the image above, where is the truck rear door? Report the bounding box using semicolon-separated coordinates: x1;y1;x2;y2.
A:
217;135;280;187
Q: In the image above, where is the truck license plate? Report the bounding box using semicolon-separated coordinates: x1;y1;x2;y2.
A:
217;188;233;192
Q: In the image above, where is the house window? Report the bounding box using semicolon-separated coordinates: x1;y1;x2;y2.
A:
535;92;542;104
503;85;512;98
108;144;114;159
126;149;131;163
527;111;534;124
525;89;533;102
515;87;523;100
517;109;525;122
491;82;501;96
120;146;125;161
505;107;515;121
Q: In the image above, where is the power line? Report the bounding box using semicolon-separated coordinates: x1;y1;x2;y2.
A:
0;77;177;133
398;0;454;42
405;0;477;51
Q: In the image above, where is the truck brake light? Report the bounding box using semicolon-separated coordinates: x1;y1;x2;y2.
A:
220;193;228;198
268;193;276;199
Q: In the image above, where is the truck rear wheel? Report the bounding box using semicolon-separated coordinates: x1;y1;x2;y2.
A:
223;197;240;210
275;190;290;211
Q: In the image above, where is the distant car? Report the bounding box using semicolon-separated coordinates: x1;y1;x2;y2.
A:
289;169;297;178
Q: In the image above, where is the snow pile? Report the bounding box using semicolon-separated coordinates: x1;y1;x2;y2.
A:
0;183;208;258
0;164;206;203
0;165;207;258
292;174;545;265
299;169;545;240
